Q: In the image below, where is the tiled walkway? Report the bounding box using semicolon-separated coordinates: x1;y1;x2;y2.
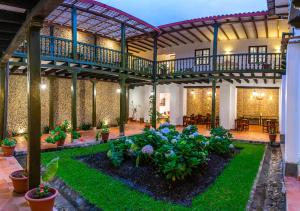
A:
0;156;30;211
14;123;278;152
285;177;300;211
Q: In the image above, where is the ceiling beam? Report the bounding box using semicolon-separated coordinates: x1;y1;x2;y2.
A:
264;16;269;38
157;38;172;47
219;25;230;40
1;0;64;62
240;18;249;39
230;24;240;39
252;17;258;39
168;33;187;45
160;35;180;46
193;25;211;41
186;29;203;42
127;44;146;52
129;42;152;51
176;31;194;43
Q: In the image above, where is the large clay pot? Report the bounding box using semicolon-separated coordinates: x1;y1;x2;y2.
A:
269;134;277;142
1;145;15;157
25;187;58;211
56;139;65;147
101;133;109;143
9;170;28;194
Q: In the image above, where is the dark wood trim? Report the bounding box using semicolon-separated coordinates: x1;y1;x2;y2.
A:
236;86;279;89
184;86;220;88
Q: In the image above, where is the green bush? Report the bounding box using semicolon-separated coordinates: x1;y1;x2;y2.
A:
45;127;67;144
60;120;71;132
208;127;234;157
80;123;92;131
2;138;17;147
71;130;81;140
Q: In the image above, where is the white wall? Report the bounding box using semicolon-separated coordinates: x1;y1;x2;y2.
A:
138;38;282;60
285;37;300;164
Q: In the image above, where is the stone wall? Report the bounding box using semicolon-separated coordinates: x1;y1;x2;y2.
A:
41;25;121;51
237;88;279;117
186;88;220;116
7;75;120;133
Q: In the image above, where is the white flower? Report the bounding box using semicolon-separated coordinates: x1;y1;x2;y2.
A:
229;144;235;149
171;139;177;144
125;139;133;145
189;134;195;139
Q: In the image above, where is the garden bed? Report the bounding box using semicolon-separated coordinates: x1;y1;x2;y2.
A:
77;150;239;206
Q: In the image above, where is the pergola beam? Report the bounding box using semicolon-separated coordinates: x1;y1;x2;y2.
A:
230;24;240;39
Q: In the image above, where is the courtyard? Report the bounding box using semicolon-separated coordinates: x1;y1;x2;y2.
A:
0;0;300;210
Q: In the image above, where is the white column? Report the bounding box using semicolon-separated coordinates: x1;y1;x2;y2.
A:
279;75;286;135
285;39;300;164
219;82;237;130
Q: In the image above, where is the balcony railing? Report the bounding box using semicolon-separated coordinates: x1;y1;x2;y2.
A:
13;36;284;76
157;53;283;75
14;36;152;74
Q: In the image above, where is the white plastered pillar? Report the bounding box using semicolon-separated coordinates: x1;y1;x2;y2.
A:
285;39;300;165
219;82;237;130
279;75;286;136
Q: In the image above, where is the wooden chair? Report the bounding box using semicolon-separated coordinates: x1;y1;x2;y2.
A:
262;119;269;133
242;119;249;131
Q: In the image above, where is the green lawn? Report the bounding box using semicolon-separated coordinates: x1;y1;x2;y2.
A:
42;142;265;211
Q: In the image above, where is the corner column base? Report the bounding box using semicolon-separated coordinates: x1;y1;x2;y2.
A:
285;162;298;177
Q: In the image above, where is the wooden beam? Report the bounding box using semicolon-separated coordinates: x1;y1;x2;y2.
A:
252;17;258;39
219;25;230;40
211;79;216;128
48;77;55;130
27;18;42;189
157;38;172;47
152;35;158;129
127;44;145;52
264;16;269;38
119;77;126;136
92;81;96;128
130;42;152;51
240;18;249;39
168;33;187;45
160;35;179;46
186;29;203;42
0;10;26;24
173;28;194;43
277;20;280;38
230;24;240;40
71;71;77;129
1;0;64;63
193;25;211;41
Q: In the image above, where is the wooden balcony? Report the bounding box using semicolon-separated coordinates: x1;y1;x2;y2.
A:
11;36;285;84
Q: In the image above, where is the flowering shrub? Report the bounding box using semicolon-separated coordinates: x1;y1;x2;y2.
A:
45;127;67;144
208;127;234;157
107;124;233;181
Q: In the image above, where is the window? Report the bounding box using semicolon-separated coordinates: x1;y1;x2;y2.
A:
249;46;267;64
195;48;210;65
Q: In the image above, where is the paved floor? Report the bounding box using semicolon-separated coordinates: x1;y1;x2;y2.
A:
14;123;278;152
0;156;30;211
285;177;300;211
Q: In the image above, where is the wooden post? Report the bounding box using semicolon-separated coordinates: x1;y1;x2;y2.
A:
121;23;126;69
71;72;77;130
211;24;219;129
71;6;77;59
125;84;129;123
0;62;8;139
152;35;158;129
48;77;55;130
27;17;43;189
92;81;96;128
119;77;126;136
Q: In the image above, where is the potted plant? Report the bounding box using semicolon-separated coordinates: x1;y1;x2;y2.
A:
25;157;59;211
269;127;277;144
1;138;17;157
71;130;81;143
145;122;151;130
45;127;67;147
9;170;28;194
101;125;110;143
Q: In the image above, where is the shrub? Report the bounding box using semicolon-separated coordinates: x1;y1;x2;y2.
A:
182;125;198;136
60;120;71;132
2;138;17;147
80;123;92;131
208;127;234;157
43;126;50;134
45;127;67;144
101;125;110;134
71;130;81;140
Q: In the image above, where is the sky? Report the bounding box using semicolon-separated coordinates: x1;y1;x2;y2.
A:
98;0;268;26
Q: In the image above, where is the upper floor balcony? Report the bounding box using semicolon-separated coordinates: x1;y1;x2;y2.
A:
12;35;285;82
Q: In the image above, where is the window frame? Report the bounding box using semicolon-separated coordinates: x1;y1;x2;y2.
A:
248;45;268;64
194;48;210;65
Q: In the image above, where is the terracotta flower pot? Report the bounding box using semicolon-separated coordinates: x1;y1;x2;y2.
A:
1;145;15;157
56;139;65;147
269;134;277;142
9;170;28;194
25;188;58;211
101;133;109;143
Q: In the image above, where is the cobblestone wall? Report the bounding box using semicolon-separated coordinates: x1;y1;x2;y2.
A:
7;75;120;133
